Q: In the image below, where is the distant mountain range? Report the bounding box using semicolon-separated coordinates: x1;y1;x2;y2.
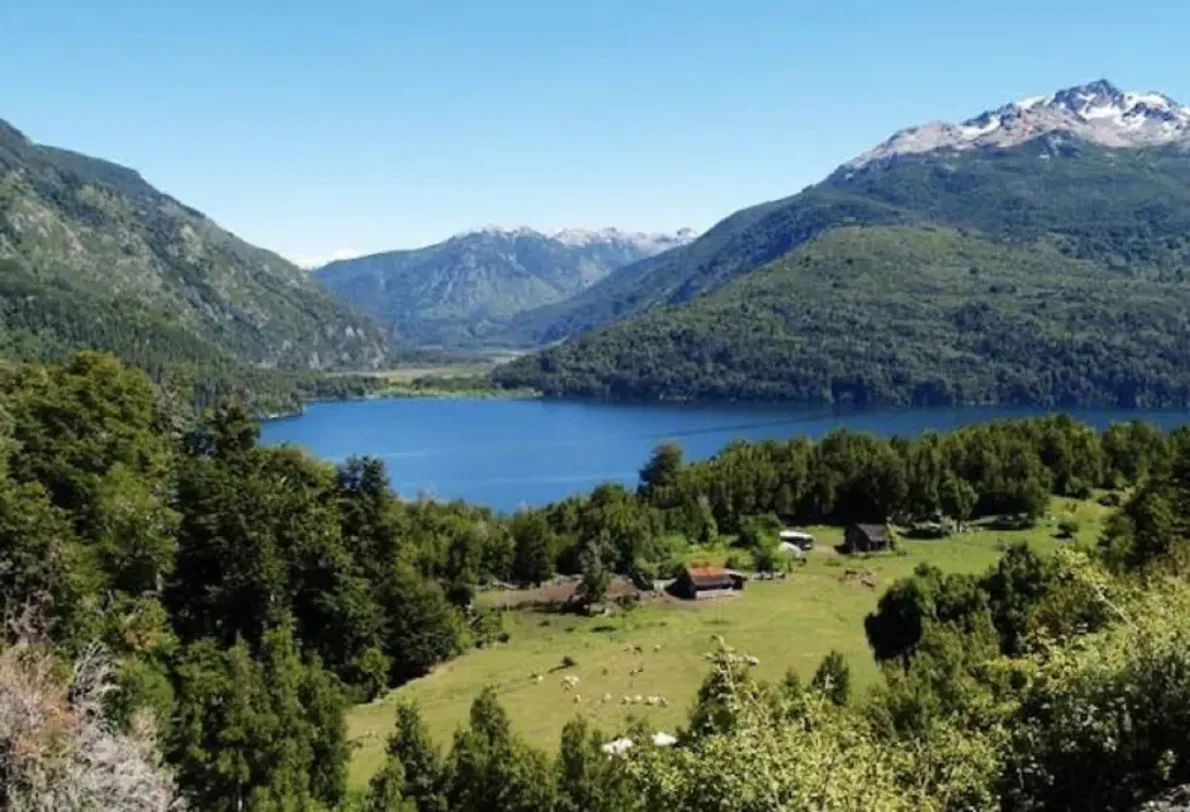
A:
313;226;694;346
0;118;390;409
496;80;1190;407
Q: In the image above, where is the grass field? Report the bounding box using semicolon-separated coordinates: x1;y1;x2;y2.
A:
368;353;522;385
346;496;1112;789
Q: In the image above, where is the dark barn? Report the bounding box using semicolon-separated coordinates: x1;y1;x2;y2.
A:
844;523;892;554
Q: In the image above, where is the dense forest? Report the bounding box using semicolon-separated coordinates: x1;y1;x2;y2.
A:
5;351;1190;809
495;141;1190;405
496;225;1190;406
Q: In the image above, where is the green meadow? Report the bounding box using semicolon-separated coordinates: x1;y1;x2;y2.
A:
345;496;1111;790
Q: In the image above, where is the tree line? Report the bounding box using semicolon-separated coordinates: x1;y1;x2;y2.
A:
500;412;1173;590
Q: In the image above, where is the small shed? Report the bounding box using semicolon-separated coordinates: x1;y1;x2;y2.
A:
779;529;815;551
672;566;745;600
844;523;892;554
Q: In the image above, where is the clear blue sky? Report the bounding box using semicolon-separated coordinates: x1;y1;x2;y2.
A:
3;0;1188;265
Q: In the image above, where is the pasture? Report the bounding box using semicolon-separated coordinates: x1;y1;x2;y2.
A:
346;496;1110;789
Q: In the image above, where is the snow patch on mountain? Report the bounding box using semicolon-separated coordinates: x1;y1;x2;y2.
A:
451;225;696;255
850;79;1190;168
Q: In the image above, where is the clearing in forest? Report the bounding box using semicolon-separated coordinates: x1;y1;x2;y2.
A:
346;497;1109;789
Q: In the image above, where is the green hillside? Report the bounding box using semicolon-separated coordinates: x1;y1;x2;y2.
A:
495;224;1190;405
496;139;1190;403
0;119;391;409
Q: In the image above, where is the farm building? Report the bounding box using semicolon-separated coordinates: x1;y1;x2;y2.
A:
779;529;815;551
843;523;892;554
672;566;745;600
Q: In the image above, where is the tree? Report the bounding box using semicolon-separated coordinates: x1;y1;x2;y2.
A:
510;510;555;586
576;539;611;609
383;563;465;682
382;703;446;812
557;716;635;812
638;442;683;506
443;688;556;812
0;477;93;644
365;754;417;812
168;622;348;811
92;463;179;595
981;543;1055;656
811;650;852;705
939;475;977;527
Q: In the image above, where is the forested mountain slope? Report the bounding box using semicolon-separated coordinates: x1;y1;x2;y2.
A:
0;118;390;407
497;82;1190;403
496;225;1190;405
314;226;692;346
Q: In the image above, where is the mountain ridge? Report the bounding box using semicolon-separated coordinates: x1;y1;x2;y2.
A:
850;79;1190;168
313;225;694;347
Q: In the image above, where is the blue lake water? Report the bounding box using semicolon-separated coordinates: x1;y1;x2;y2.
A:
260;398;1190;512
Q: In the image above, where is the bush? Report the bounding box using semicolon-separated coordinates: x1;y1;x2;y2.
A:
560;655;578;669
1057;516;1081;539
724;551;751;571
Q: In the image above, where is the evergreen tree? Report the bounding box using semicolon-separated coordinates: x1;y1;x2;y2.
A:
383;703;446;812
443;688;556;812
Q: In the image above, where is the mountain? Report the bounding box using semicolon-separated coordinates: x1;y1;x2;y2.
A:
496;80;1190;406
851;79;1190;167
0;118;390;407
493;80;1190;350
313;225;694;346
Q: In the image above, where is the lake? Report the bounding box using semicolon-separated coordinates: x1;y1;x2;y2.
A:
260;398;1190;512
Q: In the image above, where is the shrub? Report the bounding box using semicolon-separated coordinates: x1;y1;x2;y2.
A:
560;655;578;669
724;551;751;571
1057;516;1081;539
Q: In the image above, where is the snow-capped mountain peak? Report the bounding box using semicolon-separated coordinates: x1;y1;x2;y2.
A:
450;225;696;255
551;226;696;254
850;80;1190;168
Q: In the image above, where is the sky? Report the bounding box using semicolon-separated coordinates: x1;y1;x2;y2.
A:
3;0;1189;266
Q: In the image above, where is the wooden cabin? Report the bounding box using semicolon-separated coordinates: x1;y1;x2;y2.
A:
673;566;745;600
843;523;891;554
